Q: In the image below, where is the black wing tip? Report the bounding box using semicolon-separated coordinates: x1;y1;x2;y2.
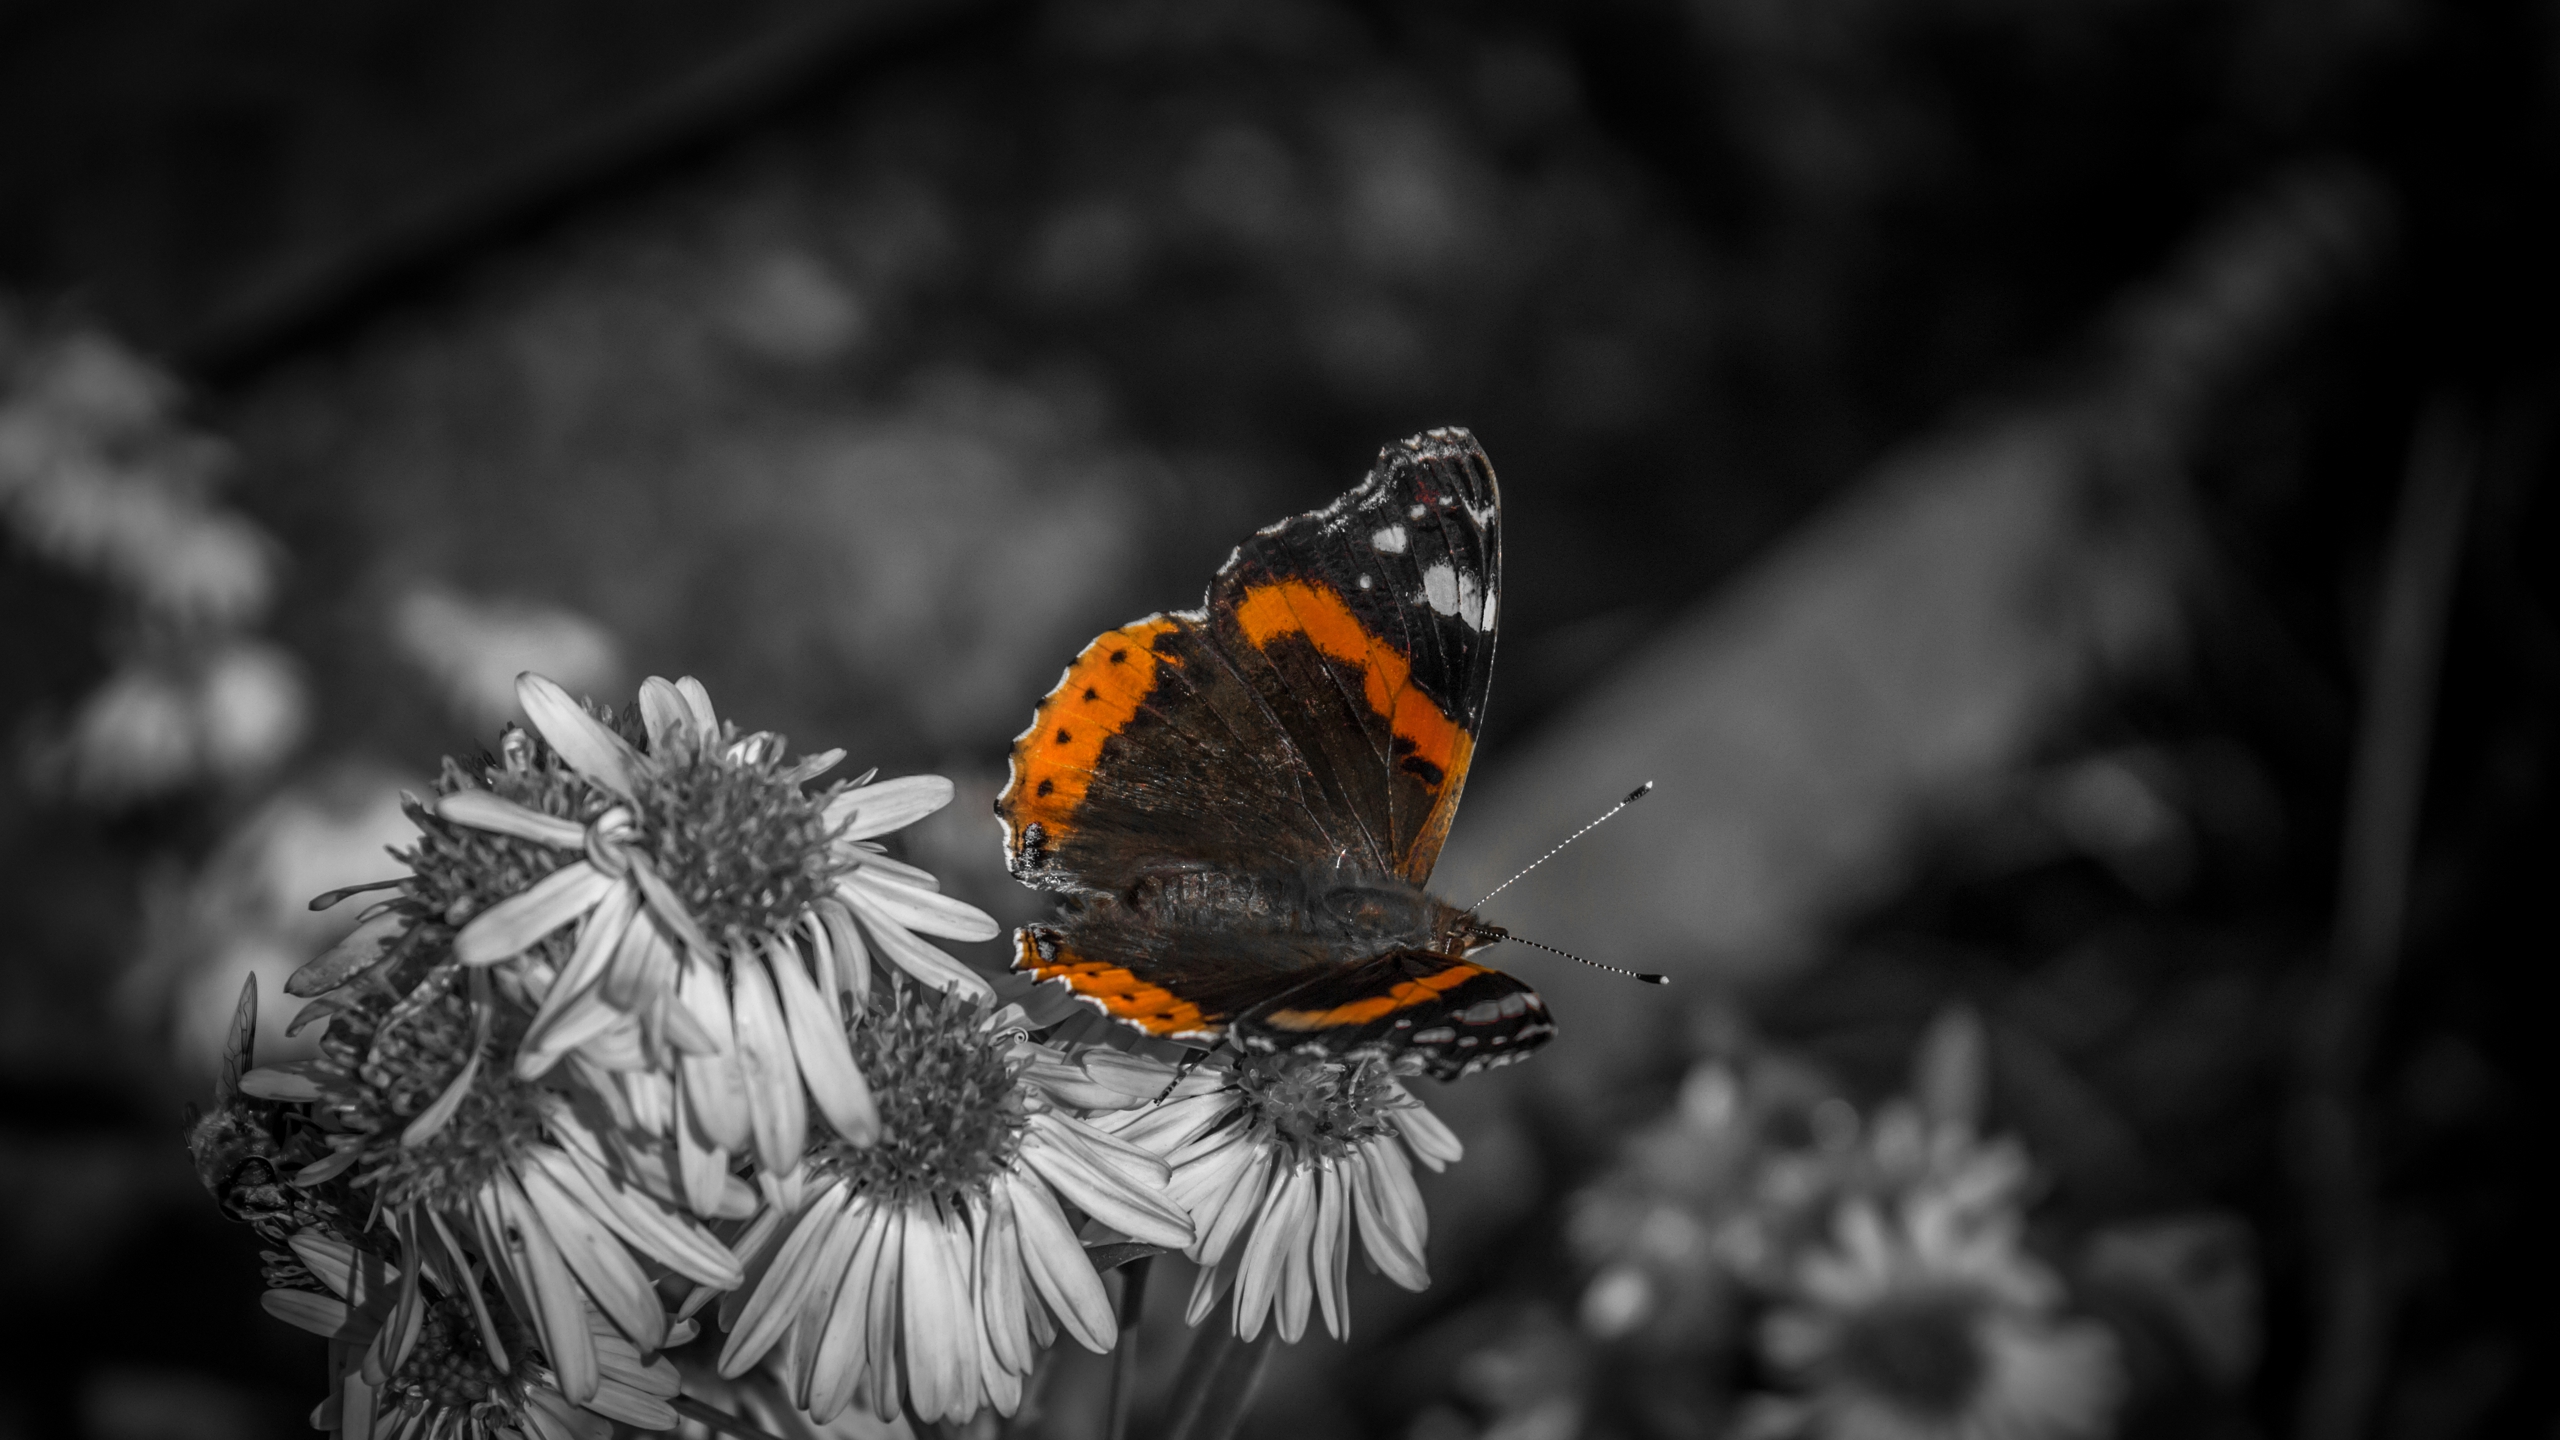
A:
1368;427;1497;526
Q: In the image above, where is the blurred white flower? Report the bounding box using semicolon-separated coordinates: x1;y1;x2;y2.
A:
1747;1189;2123;1440
123;762;419;1079
0;320;276;625
391;584;621;729
44;641;310;805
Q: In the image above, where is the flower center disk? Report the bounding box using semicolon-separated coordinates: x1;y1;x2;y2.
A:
1237;1052;1400;1161
633;743;839;940
819;986;1025;1207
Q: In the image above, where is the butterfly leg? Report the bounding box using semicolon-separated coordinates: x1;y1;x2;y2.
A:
1152;1044;1214;1103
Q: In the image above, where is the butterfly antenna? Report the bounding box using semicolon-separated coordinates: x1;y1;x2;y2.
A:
1484;930;1669;986
1471;780;1655;909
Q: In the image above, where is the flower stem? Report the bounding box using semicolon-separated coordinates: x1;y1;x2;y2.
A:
1162;1322;1275;1440
1107;1255;1153;1440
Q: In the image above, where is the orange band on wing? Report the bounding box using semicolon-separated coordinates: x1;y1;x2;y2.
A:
1230;579;1474;810
1017;931;1217;1038
1258;960;1487;1031
1006;616;1183;838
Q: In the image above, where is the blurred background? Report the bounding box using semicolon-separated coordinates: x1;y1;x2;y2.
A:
0;0;2551;1437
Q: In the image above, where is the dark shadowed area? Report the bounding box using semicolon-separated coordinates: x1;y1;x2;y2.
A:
2;1;2552;1438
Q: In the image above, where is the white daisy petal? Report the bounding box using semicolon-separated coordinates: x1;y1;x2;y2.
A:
635;678;694;753
900;1201;968;1421
1168;1129;1255;1220
674;1084;733;1221
939;1207;985;1423
576;1378;676;1432
1234;1163;1312;1342
843;851;941;891
1354;1138;1430;1290
517;878;640;1076
841;867;1000;942
841;887;994;999
599;902;679;1011
1070;1048;1185;1109
813;899;871;1007
522;1387;606;1440
675;962;752;1153
718;1180;849;1377
672;677;720;736
532;1143;743;1290
518;1163;665;1352
787;1195;873;1412
516;673;643;800
1034;1110;1174;1189
454;861;614;967
765;939;879;1146
434;789;588;849
491;1173;599;1403
823;774;954;839
810;1200;891;1424
286;1231;371;1303
1193;1144;1275;1268
1312;1160;1351;1340
1004;1168;1115;1353
976;1188;1033;1376
1387;1090;1464;1171
727;950;807;1174
862;1205;906;1419
1019;1125;1193;1249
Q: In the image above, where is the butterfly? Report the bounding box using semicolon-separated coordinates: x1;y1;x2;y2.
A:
995;427;1552;1080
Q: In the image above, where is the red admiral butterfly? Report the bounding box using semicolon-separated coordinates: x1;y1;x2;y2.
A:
996;428;1552;1080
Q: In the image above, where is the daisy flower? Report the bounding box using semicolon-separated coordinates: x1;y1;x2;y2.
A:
714;984;1194;1427
244;944;744;1409
419;672;1000;1201
1745;1186;2124;1440
1567;1062;1760;1346
260;1223;682;1440
1734;1098;2032;1292
1092;1049;1462;1343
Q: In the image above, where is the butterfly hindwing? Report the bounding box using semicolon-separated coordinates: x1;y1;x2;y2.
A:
1238;950;1553;1081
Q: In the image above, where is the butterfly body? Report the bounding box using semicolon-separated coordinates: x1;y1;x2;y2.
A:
998;428;1552;1080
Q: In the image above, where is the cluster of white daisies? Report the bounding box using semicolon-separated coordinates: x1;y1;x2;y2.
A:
196;674;1462;1440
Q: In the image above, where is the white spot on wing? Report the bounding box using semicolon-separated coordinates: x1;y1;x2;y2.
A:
1409;503;1428;520
1371;525;1408;554
1421;563;1460;616
1454;571;1483;630
1480;587;1498;630
1358;573;1373;590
